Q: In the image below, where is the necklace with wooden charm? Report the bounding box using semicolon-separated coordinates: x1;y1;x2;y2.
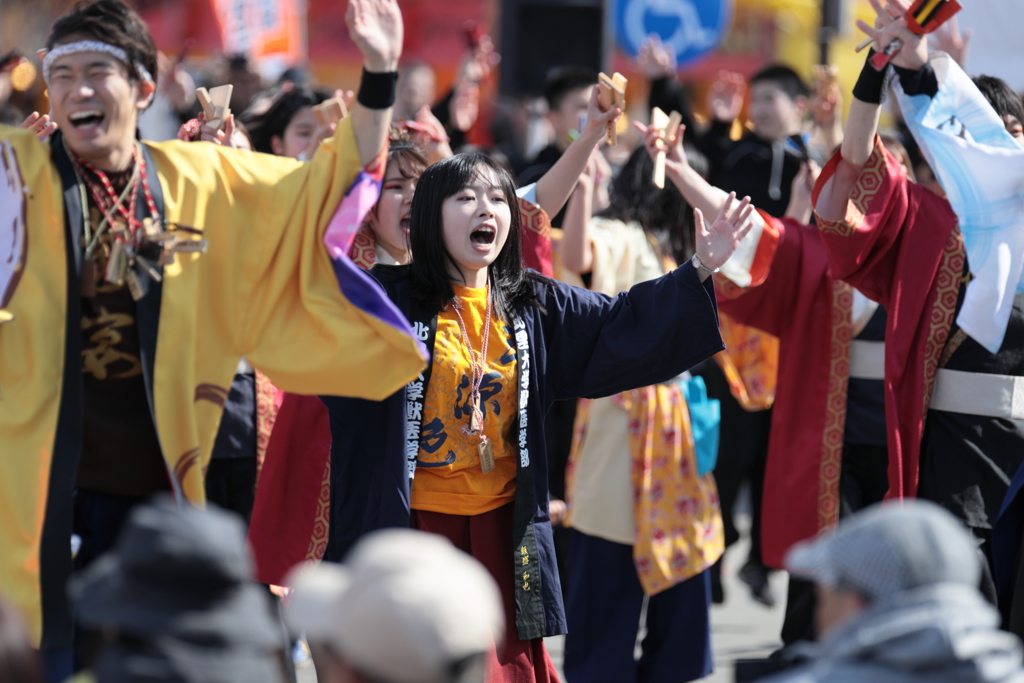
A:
450;281;496;474
65;138;208;300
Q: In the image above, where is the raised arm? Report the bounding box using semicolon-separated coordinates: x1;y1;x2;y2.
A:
347;0;402;166
534;87;620;220
545;199;759;400
635;121;725;219
816;0;926;222
559;152;597;274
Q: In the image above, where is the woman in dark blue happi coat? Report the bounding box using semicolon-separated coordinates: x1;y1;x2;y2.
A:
320;152;753;682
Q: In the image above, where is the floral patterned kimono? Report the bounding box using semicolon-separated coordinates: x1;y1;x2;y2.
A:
563;216;724;683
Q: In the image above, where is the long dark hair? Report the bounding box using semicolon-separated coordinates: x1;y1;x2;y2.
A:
600;145;697;265
409;153;542;319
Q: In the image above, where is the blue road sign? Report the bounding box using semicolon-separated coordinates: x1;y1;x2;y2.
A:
613;0;731;67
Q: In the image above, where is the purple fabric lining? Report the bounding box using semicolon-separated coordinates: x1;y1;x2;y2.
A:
325;166;426;360
330;251;426;359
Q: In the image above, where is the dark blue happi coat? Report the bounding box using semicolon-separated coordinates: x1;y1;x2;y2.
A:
320;261;724;640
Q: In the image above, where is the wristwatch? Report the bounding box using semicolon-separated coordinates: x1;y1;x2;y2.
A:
691;254;720;275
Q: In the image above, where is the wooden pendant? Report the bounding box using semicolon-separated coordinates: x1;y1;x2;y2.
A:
478;438;495;474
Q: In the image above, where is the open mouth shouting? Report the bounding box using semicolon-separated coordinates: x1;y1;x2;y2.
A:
68;109;105;132
400;213;410;236
470;224;496;251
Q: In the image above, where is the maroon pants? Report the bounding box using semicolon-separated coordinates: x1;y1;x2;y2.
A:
411;503;561;683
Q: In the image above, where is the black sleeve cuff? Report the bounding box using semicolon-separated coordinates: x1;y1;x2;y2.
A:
893;62;938;98
357;68;398;110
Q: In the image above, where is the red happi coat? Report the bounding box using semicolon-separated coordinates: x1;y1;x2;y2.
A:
248;197;555;585
812;136;964;505
716;213;860;568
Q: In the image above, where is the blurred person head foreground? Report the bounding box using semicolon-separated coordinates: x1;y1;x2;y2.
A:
749;65;809;143
71;496;286;683
765;500;1024;683
42;0;158;171
286;528;503;683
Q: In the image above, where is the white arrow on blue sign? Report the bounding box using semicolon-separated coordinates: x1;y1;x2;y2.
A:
613;0;732;67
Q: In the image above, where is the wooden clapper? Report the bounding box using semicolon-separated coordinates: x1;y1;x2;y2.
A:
650;107;683;189
597;72;628;146
196;84;233;131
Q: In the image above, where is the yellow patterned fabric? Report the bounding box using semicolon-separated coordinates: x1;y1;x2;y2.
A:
254;370;281;475
713;313;779;411
0;120;426;642
412;285;518;516
567;386;724;595
564;216;723;595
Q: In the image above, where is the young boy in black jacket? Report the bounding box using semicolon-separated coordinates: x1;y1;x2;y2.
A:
697;65;810;217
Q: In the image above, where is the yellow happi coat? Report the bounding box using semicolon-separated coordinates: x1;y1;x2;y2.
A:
0;118;426;643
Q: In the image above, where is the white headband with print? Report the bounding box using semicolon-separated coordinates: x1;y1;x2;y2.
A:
40;40;154;86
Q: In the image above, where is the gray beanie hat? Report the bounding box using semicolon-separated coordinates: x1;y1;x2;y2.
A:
785;500;981;602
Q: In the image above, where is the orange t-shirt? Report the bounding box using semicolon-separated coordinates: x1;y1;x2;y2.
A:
411;285;518;515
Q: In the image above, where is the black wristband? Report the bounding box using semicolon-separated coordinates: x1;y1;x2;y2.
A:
893;62;939;98
853;50;888;104
357;68;398;109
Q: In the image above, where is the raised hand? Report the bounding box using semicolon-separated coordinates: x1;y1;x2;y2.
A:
811;65;841;128
930;16;971;68
157;51;196;112
413;105;454;163
856;0;926;70
634;120;690;178
20;111;58;142
785;161;820;224
694;192;754;273
449;80;480;132
707;71;746;123
636;33;677;80
346;0;403;73
580;86;621;145
341;89;356;113
199;113;244;149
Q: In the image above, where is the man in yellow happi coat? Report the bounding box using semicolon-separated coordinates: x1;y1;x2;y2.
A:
0;0;424;671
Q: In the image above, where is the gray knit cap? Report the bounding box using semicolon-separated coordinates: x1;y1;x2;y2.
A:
785;500;981;602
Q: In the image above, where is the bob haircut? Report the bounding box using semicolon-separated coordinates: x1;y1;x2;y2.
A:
409;153;543;319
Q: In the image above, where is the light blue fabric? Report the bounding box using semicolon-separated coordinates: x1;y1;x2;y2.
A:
681;375;720;477
894;53;1024;353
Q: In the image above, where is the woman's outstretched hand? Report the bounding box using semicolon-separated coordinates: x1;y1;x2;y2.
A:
694;192;754;276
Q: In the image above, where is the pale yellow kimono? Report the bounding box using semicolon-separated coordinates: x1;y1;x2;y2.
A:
0;118;426;642
565;217;724;595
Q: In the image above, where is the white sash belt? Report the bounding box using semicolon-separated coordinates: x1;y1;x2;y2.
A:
849;340;885;381
929;368;1024;420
